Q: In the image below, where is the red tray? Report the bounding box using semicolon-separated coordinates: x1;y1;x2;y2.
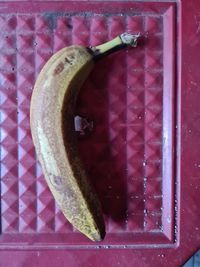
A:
0;0;200;266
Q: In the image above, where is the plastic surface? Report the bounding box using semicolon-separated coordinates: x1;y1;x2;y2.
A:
0;0;200;266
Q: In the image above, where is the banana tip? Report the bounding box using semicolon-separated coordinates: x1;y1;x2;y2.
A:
90;230;106;242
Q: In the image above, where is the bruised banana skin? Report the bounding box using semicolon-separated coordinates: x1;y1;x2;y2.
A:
30;33;139;241
30;46;105;241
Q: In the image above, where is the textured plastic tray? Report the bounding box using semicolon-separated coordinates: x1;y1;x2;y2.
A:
0;0;200;266
0;2;175;247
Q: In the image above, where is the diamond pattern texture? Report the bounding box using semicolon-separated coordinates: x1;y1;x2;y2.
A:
0;3;175;246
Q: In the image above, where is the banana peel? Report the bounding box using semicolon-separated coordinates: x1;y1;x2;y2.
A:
30;33;139;241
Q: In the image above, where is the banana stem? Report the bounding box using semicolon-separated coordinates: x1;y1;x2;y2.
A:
90;32;140;59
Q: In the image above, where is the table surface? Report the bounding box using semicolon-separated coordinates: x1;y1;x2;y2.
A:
184;250;200;267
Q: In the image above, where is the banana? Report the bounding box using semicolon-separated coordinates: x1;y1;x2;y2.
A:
30;33;139;241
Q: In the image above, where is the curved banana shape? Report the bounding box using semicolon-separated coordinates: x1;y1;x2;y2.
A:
30;33;139;241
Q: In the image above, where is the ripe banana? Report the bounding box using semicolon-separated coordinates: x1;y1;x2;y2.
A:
30;32;139;241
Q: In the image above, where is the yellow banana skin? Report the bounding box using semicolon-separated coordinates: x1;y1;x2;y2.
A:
30;33;139;241
30;46;105;241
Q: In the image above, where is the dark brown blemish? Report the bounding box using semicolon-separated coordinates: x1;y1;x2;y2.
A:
49;174;65;191
64;53;75;65
54;62;64;75
69;53;75;60
65;57;72;64
53;175;63;185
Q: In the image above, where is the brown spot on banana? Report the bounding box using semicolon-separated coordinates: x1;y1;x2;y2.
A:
30;33;140;241
49;174;66;192
54;62;64;75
